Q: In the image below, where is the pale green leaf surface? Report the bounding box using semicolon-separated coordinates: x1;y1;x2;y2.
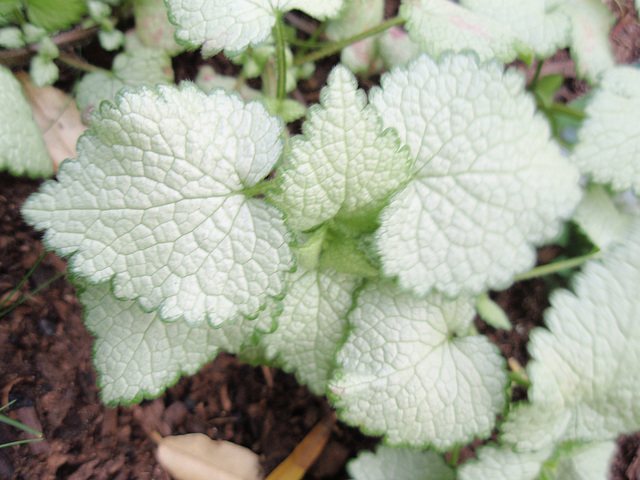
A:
330;280;507;450
26;0;86;31
0;26;24;48
378;27;421;69
572;67;640;193
458;444;551;480
75;47;173;113
133;0;184;54
528;221;640;441
347;445;454;480
259;267;359;395
476;293;511;330
22;84;294;326
500;403;572;452
573;184;637;251
165;0;344;56
550;441;616;480
98;28;125;51
29;55;59;87
400;0;532;64
560;0;615;83
0;66;52;178
273;65;411;232
79;280;276;405
373;54;581;298
325;0;384;73
460;0;570;58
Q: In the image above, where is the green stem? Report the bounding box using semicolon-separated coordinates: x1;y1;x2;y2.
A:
243;179;279;197
0;252;46;312
57;53;111;75
0;438;44;448
528;58;544;92
508;371;532;388
449;445;461;467
293;16;405;66
274;12;288;101
545;102;586;120
297;21;328;55
0;271;66;318
514;250;600;282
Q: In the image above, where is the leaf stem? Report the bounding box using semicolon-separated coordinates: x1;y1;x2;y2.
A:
243;179;280;198
57;53;111;74
528;58;544;92
448;445;461;467
514;250;600;282
544;102;586;120
293;16;405;66
274;12;288;101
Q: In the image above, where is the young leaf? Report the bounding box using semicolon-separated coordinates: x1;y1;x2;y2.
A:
400;0;533;64
571;66;640;193
460;0;570;58
165;0;344;56
527;221;640;442
0;66;52;178
272;65;412;232
133;0;184;55
572;184;637;252
259;266;359;395
347;445;454;480
22;84;294;326
373;53;581;298
75;46;174;114
329;280;508;450
78;280;277;405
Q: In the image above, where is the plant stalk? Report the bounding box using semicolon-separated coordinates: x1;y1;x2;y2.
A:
274;12;288;101
514;250;600;282
293;16;405;66
448;445;461;467
57;53;111;74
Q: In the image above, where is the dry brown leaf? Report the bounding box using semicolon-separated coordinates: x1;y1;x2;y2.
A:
266;414;336;480
15;72;87;171
154;432;264;480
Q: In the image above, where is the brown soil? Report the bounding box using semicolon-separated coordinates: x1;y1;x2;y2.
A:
2;2;640;479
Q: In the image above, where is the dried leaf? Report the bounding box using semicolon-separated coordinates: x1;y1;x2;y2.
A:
155;432;264;480
15;71;86;170
266;414;336;480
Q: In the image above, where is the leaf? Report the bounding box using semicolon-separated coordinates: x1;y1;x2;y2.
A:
0;26;24;48
329;280;508;450
22;84;294;326
25;0;86;31
155;433;264;480
75;46;174;113
165;0;344;56
560;0;615;83
372;53;581;298
133;0;184;55
15;71;87;171
527;220;640;442
476;294;511;330
546;441;616;480
458;444;552;480
78;280;277;404
272;64;412;232
571;66;640;193
499;403;571;453
259;266;359;395
378;27;422;69
572;184;637;251
460;0;570;58
347;445;454;480
0;66;52;178
400;0;533;64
